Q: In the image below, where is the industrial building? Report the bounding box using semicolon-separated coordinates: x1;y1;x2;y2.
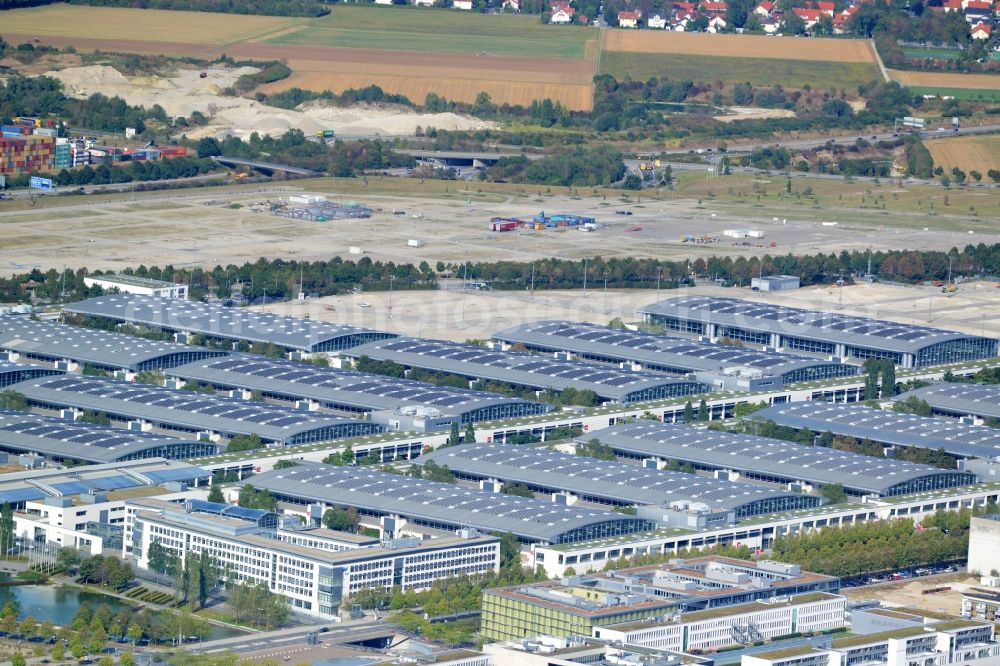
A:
64;295;398;354
492;321;859;391
9;459;209;553
341;337;712;404
638;296;998;368
249;461;657;545
751;275;800;292
583;422;977;498
896;383;1000;423
754;402;1000;460
593;591;845;652
9;374;383;446
968;514;1000;577
126;498;500;619
419;444;821;523
0;361;64;388
0;411;220;463
746;609;998;666
164;354;550;432
0;317;227;374
480;556;839;641
82;273;188;300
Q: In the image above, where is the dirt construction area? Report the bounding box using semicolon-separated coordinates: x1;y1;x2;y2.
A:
843;574;981;616
925;135;1000;175
600;30;877;62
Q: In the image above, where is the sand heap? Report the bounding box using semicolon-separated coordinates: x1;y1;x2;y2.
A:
46;65;496;139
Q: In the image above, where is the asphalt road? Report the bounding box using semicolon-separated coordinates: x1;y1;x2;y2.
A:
188;617;394;655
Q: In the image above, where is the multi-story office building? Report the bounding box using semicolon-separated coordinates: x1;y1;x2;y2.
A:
125;498;500;618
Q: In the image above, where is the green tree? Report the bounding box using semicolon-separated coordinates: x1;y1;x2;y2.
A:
576;439;615;461
697;399;709;421
501;483;534;498
0;390;28;411
683;401;695;423
819;483;847;504
10;653;25;666
119;651;134;666
0;503;14;557
448;421;461;448
464;422;476;444
206;482;225;504
51;641;64;662
322;507;360;533
272;459;299;470
498;531;520;569
226;433;264;453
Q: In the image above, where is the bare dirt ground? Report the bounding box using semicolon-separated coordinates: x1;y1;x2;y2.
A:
842;574;979;616
601;30;877;62
253;281;1000;342
888;69;1000;89
925;135;1000;175
46;65;495;139
714;107;798;122
2;182;998;279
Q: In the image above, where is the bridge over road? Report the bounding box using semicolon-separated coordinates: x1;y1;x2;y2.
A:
396;149;544;168
213;156;322;176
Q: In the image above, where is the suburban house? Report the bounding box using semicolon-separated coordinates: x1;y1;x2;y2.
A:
754;0;774;17
707;14;727;30
648;13;668;27
702;0;727;14
965;0;991;21
818;0;835;14
762;18;781;32
453;0;473;8
792;7;822;27
972;21;992;38
502;0;520;10
941;0;963;13
618;9;642;26
413;0;436;6
550;1;575;23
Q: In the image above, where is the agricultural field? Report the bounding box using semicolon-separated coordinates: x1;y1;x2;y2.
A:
0;5;301;46
599;30;881;89
599;52;882;89
267;5;596;59
925;135;1000;175
601;30;878;63
901;47;961;61
889;69;1000;98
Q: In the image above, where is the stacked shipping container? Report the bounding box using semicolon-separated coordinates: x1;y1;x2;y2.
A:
0;135;55;175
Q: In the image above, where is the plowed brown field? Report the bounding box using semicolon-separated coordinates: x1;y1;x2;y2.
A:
601;29;877;63
926;135;1000;174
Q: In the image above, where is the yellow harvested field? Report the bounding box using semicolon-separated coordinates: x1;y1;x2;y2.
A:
0;5;299;45
889;69;1000;89
601;30;877;63
926;135;1000;174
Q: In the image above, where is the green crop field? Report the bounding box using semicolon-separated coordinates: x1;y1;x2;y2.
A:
267;4;596;58
599;52;882;89
908;86;1000;102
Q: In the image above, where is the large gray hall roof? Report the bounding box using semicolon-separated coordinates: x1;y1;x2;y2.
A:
492;320;859;380
896;383;1000;421
638;296;996;355
343;337;711;403
585;421;977;496
755;402;1000;460
166;355;550;422
251;461;655;543
0;317;227;371
63;295;397;353
10;375;381;444
420;443;821;515
0;361;63;388
0;410;218;463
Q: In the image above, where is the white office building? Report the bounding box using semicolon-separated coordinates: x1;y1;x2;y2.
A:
125;498;500;618
83;274;188;300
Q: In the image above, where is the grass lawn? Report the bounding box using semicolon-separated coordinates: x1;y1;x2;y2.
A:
268;4;595;58
901;48;960;60
599;51;882;89
907;86;1000;102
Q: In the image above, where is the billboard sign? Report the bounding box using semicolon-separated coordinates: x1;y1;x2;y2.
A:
29;176;53;191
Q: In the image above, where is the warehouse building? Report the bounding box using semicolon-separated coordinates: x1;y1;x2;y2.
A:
0;360;64;387
419;444;821;524
754;402;1000;460
341;337;712;404
9;375;382;446
126;497;500;619
638;296;998;368
751;275;801;292
481;556;839;641
250;461;657;545
0;317;227;374
896;383;1000;423
0;411;220;463
64;295;398;354
584;422;977;498
165;354;550;432
83;273;188;300
492;320;859;391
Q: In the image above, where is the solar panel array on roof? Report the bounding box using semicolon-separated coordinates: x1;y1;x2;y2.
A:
344;337;711;403
251;461;655;543
492;320;859;381
638;297;998;361
0;409;217;463
421;444;821;515
896;383;1000;421
584;421;977;496
9;375;382;444
167;355;550;423
756;402;1000;460
0;317;228;371
63;295;398;352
